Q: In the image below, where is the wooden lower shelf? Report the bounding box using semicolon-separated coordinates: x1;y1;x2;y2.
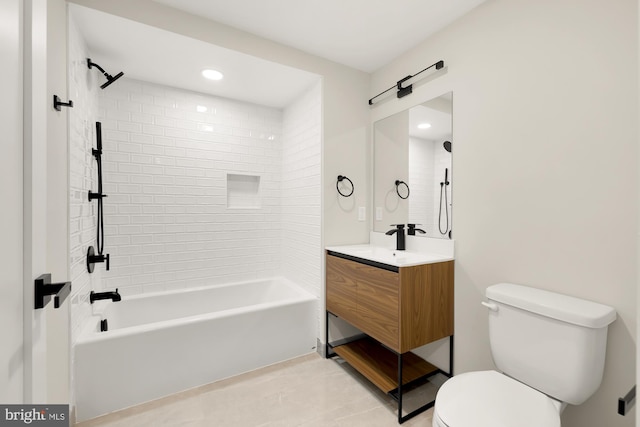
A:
332;337;438;393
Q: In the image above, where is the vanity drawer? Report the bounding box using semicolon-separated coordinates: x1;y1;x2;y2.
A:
356;268;399;350
326;255;358;323
326;254;400;350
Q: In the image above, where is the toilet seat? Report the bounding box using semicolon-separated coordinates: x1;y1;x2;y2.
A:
433;370;561;427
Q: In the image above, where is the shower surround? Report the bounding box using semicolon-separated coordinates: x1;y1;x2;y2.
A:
69;24;321;337
94;77;321;295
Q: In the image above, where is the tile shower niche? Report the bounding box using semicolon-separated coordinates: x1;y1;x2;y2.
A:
227;174;261;209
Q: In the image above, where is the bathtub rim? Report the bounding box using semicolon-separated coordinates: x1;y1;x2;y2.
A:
77;276;317;345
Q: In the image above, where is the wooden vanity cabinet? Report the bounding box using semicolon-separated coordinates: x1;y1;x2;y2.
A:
326;252;453;354
326;251;454;423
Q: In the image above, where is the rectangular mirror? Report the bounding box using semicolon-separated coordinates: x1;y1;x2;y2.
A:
373;92;452;239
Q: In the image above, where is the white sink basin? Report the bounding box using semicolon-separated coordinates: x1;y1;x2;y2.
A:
326;245;452;267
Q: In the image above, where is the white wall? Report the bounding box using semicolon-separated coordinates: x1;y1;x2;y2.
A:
374;110;409;229
0;0;24;403
372;1;637;426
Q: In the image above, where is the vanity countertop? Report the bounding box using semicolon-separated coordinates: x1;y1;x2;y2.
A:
325;244;454;268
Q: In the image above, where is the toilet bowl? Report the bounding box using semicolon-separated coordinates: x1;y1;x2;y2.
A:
432;371;561;427
432;283;616;427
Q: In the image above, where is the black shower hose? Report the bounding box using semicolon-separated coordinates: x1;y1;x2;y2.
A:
439;181;449;235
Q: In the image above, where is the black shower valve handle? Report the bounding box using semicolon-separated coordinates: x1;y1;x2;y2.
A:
87;246;110;273
95;253;111;271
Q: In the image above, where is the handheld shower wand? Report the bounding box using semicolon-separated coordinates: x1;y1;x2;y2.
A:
439;168;450;236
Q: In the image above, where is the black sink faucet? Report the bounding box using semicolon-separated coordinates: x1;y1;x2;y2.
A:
407;224;426;236
385;224;406;251
90;289;122;304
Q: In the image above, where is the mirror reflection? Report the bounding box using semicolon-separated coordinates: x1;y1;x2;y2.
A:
373;92;452;239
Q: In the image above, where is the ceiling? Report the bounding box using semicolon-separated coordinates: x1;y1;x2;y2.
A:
69;5;320;109
70;1;484;109
153;0;486;73
408;93;452;141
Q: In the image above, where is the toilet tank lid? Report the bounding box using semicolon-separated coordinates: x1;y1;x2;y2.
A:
487;283;616;329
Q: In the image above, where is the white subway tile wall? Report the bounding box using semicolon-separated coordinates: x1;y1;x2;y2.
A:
281;81;322;299
95;78;322;298
433;144;452;237
409;137;436;234
408;137;452;238
68;16;100;344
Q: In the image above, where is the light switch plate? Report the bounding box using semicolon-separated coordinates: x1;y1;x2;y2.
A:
358;207;366;221
376;207;383;221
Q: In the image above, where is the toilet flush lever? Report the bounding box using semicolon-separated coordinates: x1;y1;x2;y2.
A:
481;301;499;312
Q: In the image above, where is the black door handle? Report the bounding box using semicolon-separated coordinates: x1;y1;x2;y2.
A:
34;274;71;309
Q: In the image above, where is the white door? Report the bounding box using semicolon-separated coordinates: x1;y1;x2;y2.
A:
22;0;70;404
0;0;25;404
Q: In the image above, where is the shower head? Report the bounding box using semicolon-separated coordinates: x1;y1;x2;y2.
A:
443;140;452;152
100;71;124;89
87;58;124;90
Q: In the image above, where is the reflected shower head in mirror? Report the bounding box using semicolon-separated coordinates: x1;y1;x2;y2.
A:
443;140;452;152
87;58;125;90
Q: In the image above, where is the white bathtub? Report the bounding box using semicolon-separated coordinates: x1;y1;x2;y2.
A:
74;277;317;422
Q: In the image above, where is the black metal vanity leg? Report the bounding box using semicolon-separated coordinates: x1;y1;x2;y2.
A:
449;335;454;376
325;311;330;358
398;353;403;424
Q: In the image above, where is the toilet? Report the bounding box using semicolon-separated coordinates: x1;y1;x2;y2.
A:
432;283;617;427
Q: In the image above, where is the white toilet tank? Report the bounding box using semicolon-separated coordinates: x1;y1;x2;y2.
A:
485;283;616;405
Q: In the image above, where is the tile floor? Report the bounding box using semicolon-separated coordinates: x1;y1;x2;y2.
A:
74;352;442;427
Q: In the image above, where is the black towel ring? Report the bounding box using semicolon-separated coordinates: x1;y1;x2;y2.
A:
336;175;354;197
395;180;410;199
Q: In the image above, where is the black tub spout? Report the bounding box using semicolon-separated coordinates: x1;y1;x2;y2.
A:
90;289;121;304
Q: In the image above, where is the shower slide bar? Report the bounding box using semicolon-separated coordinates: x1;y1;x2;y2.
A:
87;121;110;273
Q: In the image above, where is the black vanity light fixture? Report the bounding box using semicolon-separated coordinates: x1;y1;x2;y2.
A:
87;58;125;90
368;60;445;106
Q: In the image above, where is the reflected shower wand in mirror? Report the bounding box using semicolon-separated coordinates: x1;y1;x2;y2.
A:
87;58;124;89
439;168;450;236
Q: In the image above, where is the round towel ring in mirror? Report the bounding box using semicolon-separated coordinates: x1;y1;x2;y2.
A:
395;180;410;199
336;175;354;197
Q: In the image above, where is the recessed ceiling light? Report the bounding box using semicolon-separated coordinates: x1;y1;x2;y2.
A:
417;123;431;129
196;105;208;113
202;69;224;81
